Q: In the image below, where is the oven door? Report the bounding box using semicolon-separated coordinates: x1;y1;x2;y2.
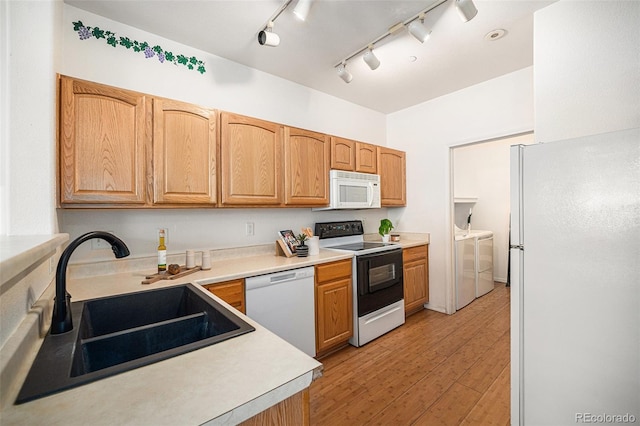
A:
356;249;403;317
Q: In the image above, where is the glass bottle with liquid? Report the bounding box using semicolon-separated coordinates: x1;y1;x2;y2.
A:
157;229;167;273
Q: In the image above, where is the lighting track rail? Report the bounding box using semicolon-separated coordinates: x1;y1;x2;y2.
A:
334;0;477;82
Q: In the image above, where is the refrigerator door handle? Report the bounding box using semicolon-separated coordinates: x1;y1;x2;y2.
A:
510;244;524;250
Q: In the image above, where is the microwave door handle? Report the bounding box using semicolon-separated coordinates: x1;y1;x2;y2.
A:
367;182;374;206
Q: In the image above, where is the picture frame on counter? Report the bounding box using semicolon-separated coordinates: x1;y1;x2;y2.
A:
278;230;298;255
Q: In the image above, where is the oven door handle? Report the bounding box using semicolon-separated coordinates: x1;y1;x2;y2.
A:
357;259;369;297
364;305;403;325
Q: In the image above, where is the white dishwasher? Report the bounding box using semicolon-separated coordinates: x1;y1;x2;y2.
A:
245;266;316;357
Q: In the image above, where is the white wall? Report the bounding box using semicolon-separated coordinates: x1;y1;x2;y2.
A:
453;132;535;282
387;67;534;313
59;5;390;263
2;0;61;236
535;0;640;142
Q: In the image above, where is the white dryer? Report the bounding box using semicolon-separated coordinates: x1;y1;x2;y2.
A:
468;230;494;297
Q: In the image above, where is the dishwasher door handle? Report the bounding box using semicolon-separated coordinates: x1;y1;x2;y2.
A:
269;272;298;284
246;269;314;291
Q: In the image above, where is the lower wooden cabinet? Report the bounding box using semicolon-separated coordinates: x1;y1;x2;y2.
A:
203;278;245;314
403;245;429;315
315;259;353;355
240;389;309;426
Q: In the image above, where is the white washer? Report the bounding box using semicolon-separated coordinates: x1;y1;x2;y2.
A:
455;233;476;310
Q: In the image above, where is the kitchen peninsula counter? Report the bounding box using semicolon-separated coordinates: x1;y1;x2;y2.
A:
1;235;429;425
1;249;356;424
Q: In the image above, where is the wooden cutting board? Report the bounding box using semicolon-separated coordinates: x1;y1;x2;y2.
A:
141;265;202;284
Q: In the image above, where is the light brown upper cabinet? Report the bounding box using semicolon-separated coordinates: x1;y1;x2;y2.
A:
59;76;150;205
330;137;356;171
220;112;283;206
284;127;330;206
377;146;406;206
330;137;378;174
355;142;377;174
153;99;217;205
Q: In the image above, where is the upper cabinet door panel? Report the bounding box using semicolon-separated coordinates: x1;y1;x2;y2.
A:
153;99;217;205
59;76;149;204
330;137;356;171
378;146;406;206
220;113;283;205
285;127;330;205
355;142;377;174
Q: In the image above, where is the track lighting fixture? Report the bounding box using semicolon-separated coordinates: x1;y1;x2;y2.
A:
407;16;431;43
292;0;313;21
336;63;353;83
363;47;380;70
455;0;478;22
333;0;477;83
258;21;280;47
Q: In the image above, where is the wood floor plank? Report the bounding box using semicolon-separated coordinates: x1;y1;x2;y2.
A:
457;330;510;393
412;382;482;425
309;283;511;426
461;364;511;426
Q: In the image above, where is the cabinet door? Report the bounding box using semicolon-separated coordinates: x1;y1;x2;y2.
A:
153;99;217;204
220;113;283;205
403;245;429;315
330;136;355;171
316;277;353;353
59;76;150;205
284;127;330;205
355;142;377;174
377;146;406;206
203;279;245;314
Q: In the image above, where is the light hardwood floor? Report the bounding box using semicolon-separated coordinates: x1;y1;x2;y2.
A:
310;283;510;426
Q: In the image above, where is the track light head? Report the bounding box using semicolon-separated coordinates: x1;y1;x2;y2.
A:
258;30;280;46
258;21;280;46
336;63;353;83
363;48;380;70
407;19;431;43
293;0;313;21
455;0;478;22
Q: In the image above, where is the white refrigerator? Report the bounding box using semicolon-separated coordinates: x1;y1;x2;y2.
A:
510;128;640;425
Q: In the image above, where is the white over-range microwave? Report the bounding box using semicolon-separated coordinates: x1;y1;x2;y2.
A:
314;170;381;210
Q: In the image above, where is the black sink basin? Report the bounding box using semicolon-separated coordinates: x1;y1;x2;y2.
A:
16;284;255;404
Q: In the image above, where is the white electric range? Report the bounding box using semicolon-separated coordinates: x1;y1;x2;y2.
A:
315;221;405;347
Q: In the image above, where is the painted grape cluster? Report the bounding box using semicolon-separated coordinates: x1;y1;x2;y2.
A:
72;21;206;74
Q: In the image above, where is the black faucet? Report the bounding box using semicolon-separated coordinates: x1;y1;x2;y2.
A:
51;231;130;335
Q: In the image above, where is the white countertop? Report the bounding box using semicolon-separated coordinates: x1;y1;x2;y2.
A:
67;249;354;301
0;234;429;425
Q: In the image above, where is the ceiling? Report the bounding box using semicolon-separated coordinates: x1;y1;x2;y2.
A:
64;0;555;114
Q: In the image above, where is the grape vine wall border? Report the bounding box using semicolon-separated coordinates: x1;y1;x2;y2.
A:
73;21;206;74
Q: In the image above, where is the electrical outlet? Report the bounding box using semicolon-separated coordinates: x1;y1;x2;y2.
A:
245;222;255;236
